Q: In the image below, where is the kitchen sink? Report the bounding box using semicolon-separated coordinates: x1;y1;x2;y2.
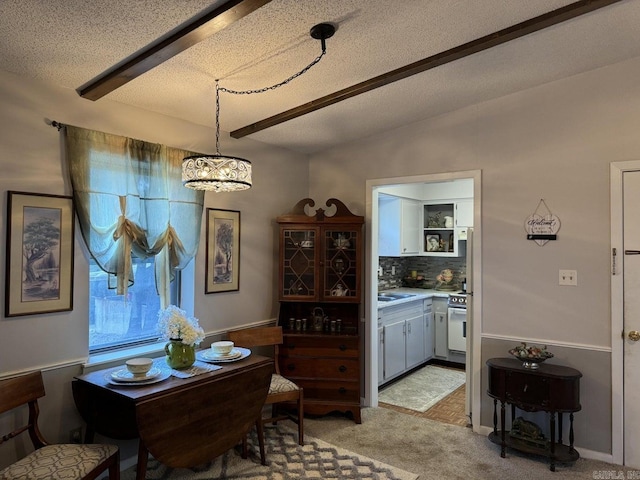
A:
377;292;416;300
377;296;395;302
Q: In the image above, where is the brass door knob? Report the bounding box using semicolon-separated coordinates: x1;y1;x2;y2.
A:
629;330;640;342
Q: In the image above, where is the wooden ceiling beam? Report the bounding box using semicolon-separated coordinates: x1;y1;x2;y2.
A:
231;0;623;139
77;0;272;101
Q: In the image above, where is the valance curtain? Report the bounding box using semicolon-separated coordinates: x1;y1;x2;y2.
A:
63;125;204;308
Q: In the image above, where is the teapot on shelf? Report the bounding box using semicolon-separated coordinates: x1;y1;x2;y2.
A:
331;283;348;297
333;233;350;249
312;307;327;331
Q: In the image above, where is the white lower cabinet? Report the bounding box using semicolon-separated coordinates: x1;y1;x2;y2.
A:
433;297;449;359
379;299;430;386
423;298;434;361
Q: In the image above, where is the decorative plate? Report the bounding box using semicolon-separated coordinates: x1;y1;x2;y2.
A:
110;367;162;383
106;369;171;386
197;347;251;363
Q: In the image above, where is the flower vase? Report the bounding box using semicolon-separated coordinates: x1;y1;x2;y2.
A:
165;339;196;369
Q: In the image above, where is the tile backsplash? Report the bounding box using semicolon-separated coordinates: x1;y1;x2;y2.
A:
378;255;467;291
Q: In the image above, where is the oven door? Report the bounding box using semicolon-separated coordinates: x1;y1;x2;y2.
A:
447;307;467;353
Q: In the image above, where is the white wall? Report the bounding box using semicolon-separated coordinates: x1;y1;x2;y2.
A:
308;55;640;455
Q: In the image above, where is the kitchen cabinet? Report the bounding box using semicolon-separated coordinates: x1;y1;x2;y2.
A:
433;297;448;359
379;299;425;385
378;194;420;256
423;298;434;361
423;202;458;256
455;199;474;228
276;198;364;423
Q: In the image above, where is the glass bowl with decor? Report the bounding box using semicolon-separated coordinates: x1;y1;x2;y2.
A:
509;342;554;369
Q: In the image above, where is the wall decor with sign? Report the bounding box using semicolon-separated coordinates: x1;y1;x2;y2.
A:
524;199;561;246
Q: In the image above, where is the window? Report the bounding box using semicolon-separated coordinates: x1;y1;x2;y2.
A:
89;258;180;353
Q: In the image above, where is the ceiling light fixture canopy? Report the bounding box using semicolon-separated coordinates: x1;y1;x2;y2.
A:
182;22;336;192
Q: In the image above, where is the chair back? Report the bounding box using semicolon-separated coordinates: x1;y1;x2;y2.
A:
0;371;48;449
228;326;284;374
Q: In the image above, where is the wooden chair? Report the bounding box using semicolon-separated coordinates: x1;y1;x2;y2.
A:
0;370;120;480
228;326;303;463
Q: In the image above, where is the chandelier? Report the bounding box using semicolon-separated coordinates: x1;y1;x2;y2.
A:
182;23;336;192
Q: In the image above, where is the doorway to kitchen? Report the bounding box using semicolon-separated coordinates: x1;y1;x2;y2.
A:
364;170;481;431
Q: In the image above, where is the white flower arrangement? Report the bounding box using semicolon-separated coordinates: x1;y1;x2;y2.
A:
157;305;205;346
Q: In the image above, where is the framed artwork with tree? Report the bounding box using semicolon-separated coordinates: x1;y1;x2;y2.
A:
5;191;75;316
205;208;240;294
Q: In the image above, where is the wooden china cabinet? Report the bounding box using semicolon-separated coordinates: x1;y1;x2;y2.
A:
276;198;364;423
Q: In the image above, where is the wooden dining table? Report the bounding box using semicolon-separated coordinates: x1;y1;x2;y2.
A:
72;353;273;480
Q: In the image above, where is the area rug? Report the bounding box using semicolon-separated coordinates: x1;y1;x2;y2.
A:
122;424;418;480
378;365;465;412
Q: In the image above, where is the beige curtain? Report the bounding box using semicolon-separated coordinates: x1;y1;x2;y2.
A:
64;125;204;308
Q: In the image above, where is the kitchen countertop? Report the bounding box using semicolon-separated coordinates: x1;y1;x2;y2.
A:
377;288;463;309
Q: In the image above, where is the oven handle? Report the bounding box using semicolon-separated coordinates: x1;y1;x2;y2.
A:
448;307;467;315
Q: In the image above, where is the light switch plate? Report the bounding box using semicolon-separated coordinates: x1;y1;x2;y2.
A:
559;269;577;286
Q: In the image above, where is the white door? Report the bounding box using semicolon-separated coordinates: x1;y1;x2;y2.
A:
623;170;640;468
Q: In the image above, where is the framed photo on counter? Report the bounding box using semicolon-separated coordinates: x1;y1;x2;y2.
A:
426;234;441;252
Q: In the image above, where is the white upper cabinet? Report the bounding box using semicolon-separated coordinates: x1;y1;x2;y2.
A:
378;195;420;256
455;199;474;228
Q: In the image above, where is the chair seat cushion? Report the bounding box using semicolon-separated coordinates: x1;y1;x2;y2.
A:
0;443;118;480
269;374;299;395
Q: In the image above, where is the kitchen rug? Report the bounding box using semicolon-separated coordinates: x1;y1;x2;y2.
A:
378;365;465;412
122;424;418;480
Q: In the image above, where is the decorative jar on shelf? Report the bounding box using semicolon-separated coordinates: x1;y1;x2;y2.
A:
165;339;196;369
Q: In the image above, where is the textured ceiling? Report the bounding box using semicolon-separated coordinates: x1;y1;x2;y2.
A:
2;0;640;154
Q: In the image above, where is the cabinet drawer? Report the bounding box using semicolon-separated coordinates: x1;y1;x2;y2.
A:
505;371;550;409
281;336;359;358
294;379;360;402
279;357;359;380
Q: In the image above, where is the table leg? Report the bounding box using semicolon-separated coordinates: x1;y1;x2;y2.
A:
558;412;564;445
136;440;149;480
549;412;556;472
500;400;506;458
569;412;575;451
493;398;498;435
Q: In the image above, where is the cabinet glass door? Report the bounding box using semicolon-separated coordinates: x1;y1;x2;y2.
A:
324;229;359;300
282;228;317;299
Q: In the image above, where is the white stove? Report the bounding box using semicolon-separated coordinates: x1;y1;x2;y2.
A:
447;293;467;353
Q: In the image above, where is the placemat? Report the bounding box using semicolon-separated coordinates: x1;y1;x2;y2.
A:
151;358;221;378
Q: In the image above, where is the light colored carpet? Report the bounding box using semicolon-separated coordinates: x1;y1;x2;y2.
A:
121;424;418;480
378;365;465;412
305;407;638;479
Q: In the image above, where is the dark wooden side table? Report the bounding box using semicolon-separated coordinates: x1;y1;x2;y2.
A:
486;357;582;472
72;354;272;480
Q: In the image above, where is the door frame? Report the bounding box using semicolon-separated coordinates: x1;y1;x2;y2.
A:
610;160;640;465
364;169;482;432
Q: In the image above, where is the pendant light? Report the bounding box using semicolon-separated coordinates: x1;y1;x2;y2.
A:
182;23;336;192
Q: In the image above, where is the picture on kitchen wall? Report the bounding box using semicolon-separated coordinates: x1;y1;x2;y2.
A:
5;191;75;317
426;234;441;252
205;208;240;294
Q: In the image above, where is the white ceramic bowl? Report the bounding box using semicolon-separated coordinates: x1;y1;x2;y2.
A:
211;341;234;355
125;357;154;376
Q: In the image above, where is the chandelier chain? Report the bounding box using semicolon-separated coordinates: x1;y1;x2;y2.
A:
218;50;326;96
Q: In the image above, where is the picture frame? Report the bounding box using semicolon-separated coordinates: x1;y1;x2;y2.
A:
5;191;75;317
426;233;441;252
205;208;240;294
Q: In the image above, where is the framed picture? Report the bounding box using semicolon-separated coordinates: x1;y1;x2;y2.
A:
205;208;240;294
426;233;441;252
5;191;75;317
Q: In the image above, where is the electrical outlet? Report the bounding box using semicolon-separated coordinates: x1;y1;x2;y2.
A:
559;269;578;286
391;266;396;275
69;427;82;444
378;266;383;277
